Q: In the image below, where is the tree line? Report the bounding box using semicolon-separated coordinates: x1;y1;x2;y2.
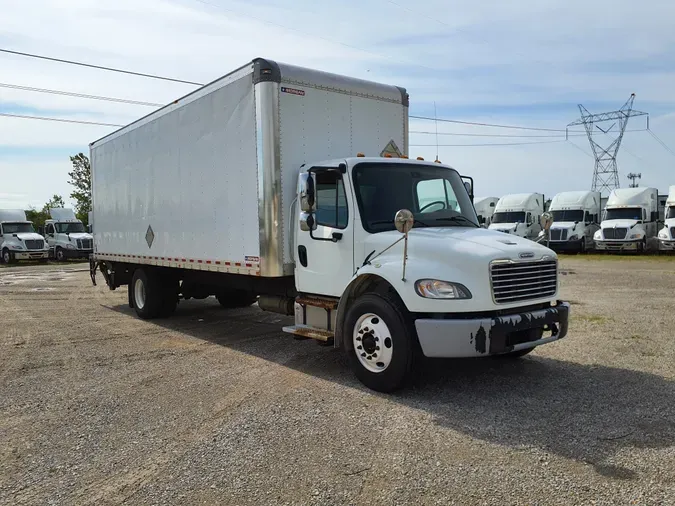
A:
26;153;92;229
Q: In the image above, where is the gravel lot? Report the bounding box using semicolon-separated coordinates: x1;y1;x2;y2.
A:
1;257;674;505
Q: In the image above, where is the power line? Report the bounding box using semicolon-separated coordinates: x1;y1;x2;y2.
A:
411;130;584;138
0;112;123;127
566;140;594;158
0;82;164;107
411;114;566;132
0;48;203;86
410;140;567;147
647;129;675;157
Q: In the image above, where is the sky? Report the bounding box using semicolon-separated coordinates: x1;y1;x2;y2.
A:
1;0;675;210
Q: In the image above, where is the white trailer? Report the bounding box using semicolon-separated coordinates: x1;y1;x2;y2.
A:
473;197;499;227
44;208;93;261
89;58;569;392
545;191;601;253
0;209;49;263
594;187;659;252
488;193;545;240
658;185;675;251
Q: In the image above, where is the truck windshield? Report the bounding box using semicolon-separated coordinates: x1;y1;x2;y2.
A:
604;208;642;221
55;222;86;233
2;222;35;234
666;206;675;220
352;163;479;233
551;210;584;222
491;211;525;224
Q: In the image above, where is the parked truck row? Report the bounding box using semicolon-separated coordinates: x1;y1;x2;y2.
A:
88;57;571;392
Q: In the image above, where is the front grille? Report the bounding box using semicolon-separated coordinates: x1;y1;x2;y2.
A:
491;260;558;304
550;229;567;241
603;228;627;240
24;239;44;250
76;238;93;250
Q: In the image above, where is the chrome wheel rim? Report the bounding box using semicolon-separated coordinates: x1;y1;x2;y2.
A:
353;312;393;373
134;278;146;309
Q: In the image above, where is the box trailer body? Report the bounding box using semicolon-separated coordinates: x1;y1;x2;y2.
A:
90;58;569;392
658;185;675;251
0;209;49;263
546;191;601;253
473;197;499;227
44;208;93;261
488;193;545;240
594;187;659;252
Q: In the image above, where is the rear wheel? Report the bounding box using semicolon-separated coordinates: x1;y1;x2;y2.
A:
344;293;415;393
130;268;163;319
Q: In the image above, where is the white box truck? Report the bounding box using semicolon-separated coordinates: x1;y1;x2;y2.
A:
594;187;659;252
89;58;569;392
488;193;545;240
658;185;675;251
473;197;499;227
44;208;94;261
544;191;601;253
0;209;50;263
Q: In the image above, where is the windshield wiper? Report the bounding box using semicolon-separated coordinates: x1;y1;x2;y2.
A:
368;218;432;228
434;215;479;227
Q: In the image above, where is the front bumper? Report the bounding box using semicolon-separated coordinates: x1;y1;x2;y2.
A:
14;250;49;260
62;248;93;259
548;239;584;252
595;240;640;251
659;240;675;251
414;301;570;358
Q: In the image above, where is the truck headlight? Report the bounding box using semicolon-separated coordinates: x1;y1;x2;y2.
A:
11;245;25;250
594;230;603;240
658;229;669;240
65;243;76;249
629;233;643;239
415;279;472;299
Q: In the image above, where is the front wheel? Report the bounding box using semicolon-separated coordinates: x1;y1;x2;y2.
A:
344;293;415;393
55;247;66;262
2;248;13;264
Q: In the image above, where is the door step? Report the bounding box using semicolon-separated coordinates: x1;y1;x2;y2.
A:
282;325;334;343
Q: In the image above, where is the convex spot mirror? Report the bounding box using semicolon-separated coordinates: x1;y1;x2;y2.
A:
299;173;315;212
540;212;554;231
299;212;316;232
395;209;414;234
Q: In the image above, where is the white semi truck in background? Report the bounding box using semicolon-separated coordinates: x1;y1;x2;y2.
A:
0;209;49;263
473;197;499;227
89;58;569;392
594;187;659;252
44;208;94;261
658;185;675;251
545;191;601;253
488;193;545;240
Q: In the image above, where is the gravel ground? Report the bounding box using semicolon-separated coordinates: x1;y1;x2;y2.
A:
0;257;673;505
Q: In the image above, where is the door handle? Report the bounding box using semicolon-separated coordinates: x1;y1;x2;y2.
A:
331;232;343;242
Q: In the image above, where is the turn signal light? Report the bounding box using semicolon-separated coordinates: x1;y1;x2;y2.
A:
416;156;424;160
356;152;365;157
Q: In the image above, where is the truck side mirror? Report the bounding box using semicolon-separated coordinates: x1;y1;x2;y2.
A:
299;173;315;212
299;212;316;232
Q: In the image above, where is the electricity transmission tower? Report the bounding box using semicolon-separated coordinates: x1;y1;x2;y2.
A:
626;172;641;188
567;94;648;195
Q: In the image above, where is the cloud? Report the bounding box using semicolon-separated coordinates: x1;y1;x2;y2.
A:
1;0;675;209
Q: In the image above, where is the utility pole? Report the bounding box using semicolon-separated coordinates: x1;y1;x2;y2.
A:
626;172;641;188
567;94;648;196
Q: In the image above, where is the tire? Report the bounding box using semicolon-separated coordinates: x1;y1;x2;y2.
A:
2;248;13;264
580;238;587;254
55;247;66;262
216;290;258;309
343;293;415;393
129;268;163;319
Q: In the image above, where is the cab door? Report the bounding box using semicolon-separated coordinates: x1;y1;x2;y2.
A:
45;223;56;250
295;166;354;297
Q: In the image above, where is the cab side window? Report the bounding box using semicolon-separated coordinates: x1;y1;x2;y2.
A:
46;224;55;235
314;171;348;229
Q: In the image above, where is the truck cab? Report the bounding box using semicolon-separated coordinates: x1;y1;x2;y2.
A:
594;187;659;253
658;185;675;251
44;208;93;261
0;209;49;263
473;196;499;228
488;193;544;240
544;191;601;253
